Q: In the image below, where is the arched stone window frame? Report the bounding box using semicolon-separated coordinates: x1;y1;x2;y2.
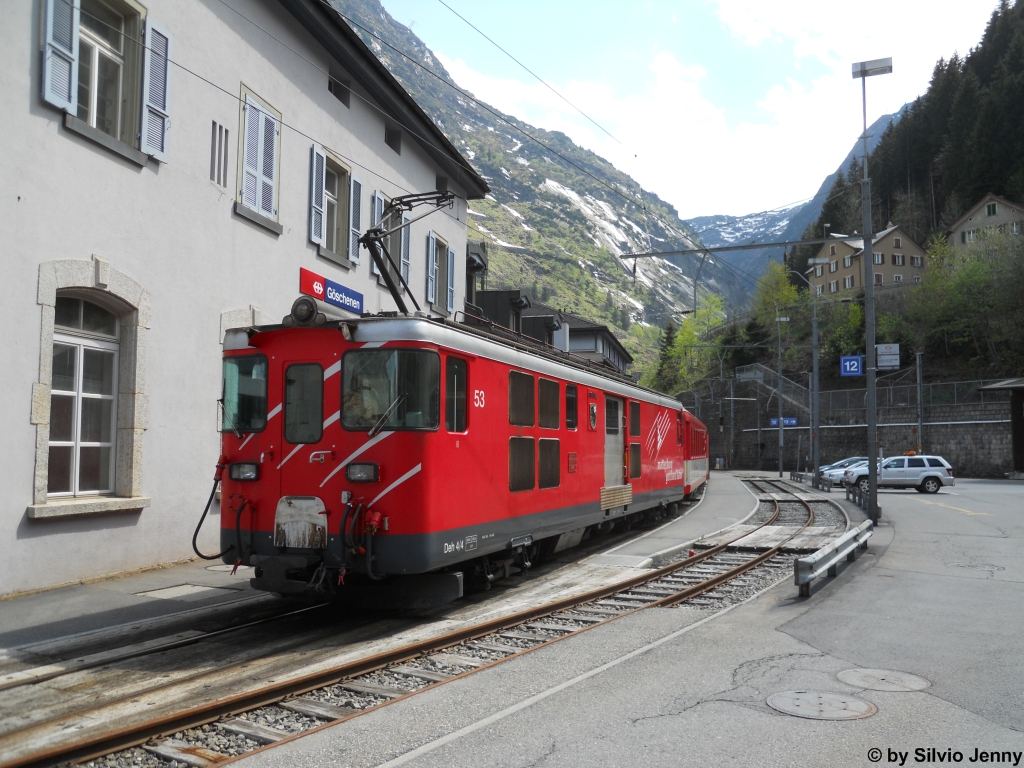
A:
28;256;152;518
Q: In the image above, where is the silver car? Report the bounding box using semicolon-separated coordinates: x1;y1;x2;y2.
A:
846;455;955;494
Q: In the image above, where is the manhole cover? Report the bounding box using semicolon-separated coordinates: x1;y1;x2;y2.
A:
837;669;931;692
766;691;877;720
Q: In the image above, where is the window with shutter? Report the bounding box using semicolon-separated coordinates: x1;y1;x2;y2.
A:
426;232;437;303
400;216;411;283
349;177;362;262
42;0;79;111
370;192;385;275
447;247;456;312
140;19;171;161
240;95;279;220
308;144;327;245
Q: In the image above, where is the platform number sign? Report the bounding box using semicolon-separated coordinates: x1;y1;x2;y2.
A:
840;356;864;377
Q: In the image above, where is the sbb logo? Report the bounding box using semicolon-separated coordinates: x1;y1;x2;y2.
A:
312;281;324;297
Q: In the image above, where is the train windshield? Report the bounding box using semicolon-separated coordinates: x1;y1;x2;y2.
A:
342;349;440;431
222;355;268;433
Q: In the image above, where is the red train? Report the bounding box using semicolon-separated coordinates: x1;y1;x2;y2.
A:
214;299;709;603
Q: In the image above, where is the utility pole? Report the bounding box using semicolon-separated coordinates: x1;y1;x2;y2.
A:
776;315;789;477
916;351;924;453
729;378;735;470
853;57;891;525
756;390;762;471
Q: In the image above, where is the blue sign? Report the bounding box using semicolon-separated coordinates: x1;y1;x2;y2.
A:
840;355;864;377
769;418;799;427
324;278;363;315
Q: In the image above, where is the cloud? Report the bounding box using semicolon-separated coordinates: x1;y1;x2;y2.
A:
436;1;995;218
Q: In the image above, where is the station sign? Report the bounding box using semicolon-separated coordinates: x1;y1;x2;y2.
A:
877;343;900;370
770;418;798;427
840;355;863;376
299;267;363;315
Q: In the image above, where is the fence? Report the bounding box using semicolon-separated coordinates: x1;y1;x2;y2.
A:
819;379;1010;413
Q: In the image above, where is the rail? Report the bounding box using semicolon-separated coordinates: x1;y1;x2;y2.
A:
794;520;873;597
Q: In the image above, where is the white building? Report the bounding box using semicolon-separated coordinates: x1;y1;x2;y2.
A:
1;0;487;595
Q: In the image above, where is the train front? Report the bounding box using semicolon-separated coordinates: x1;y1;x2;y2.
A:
217;299;452;603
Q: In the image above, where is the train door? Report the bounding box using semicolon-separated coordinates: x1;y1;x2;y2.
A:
275;359;331;549
604;395;624;487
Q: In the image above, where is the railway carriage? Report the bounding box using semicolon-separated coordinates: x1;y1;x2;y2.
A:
215;301;709;601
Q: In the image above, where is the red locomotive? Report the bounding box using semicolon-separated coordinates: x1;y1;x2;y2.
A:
211;299;709;604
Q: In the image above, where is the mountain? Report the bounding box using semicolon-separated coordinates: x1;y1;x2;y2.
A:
684;107;908;279
328;0;751;371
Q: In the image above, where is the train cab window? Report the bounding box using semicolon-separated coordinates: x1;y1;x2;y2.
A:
342;349;440;430
509;437;535;491
538;378;559;429
538;438;560;488
565;385;578;430
629;402;640;436
605;398;619;435
445;357;467;432
222;355;268;434
629;443;641;479
509;371;535;427
284;364;323;444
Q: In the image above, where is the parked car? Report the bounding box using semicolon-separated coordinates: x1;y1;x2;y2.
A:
819;456;868;474
844;455;955;494
827;460;868;484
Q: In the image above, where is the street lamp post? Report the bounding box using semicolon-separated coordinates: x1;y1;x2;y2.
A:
789;265;826;483
853;56;892;525
776;315;789;477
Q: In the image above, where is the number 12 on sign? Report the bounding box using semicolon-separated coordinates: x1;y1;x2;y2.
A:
840;356;863;376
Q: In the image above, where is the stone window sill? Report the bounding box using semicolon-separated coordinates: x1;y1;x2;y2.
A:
64;113;150;167
233;201;283;235
318;245;353;270
27;496;152;519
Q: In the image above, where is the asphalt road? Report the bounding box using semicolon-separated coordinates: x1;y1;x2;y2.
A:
235;475;1024;768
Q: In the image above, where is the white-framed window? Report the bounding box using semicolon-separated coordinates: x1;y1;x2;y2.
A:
42;0;171;160
843;276;855;289
843;255;852;268
239;93;280;220
894;237;902;248
829;260;838;273
815;284;823;296
893;274;903;283
893;254;905;266
48;297;119;497
911;255;923;268
874;273;883;285
873;252;884;265
962;229;976;244
426;232;454;313
815;266;823;278
987;202;997;217
829;244;836;256
829;280;838;293
914;275;922;284
308;145;353;263
1013;221;1021;234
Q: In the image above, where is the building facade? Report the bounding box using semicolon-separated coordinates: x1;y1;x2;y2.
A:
948;193;1024;247
807;226;926;295
1;0;486;595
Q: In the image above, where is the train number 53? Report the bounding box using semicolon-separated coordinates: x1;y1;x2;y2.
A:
473;390;485;407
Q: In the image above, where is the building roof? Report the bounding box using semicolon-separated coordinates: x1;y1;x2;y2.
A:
278;0;490;200
947;193;1024;233
527;302;633;364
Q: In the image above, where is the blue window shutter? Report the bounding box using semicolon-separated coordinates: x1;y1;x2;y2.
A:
140;19;171;161
308;144;326;245
370;192;382;274
349;177;362;262
42;0;79;112
426;232;436;304
400;216;410;283
447;247;456;312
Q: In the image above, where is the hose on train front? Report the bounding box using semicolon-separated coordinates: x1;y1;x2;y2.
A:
192;476;233;560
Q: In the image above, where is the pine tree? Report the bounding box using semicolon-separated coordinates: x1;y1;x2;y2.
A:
653;321;678;394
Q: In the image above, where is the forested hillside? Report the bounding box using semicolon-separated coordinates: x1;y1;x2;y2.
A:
330;0;751;372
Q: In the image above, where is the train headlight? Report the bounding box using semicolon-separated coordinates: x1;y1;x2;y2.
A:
229;462;259;481
346;463;379;482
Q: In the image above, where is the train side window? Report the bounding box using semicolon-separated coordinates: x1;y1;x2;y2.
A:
445;357;467;432
284;364;324;444
509;371;535;426
629;401;640;436
509;437;535;491
539;438;560;488
605;397;619;435
629;443;641;478
538;378;559;429
565;385;578;430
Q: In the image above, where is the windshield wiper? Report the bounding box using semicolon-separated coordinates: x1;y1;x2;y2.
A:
369;393;407;437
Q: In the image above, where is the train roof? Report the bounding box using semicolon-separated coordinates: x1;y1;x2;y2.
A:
237;314;689;412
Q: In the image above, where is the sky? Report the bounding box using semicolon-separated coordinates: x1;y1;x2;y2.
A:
378;0;998;219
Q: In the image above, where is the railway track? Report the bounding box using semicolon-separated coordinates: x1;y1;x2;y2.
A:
1;479;840;768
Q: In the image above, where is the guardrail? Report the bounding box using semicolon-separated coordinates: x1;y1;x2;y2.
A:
794;520;873;597
788;471;833;492
846;483;867;509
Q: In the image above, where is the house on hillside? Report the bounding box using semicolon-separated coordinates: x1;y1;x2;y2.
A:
807;226;926;295
948;193;1024;247
0;0;488;595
